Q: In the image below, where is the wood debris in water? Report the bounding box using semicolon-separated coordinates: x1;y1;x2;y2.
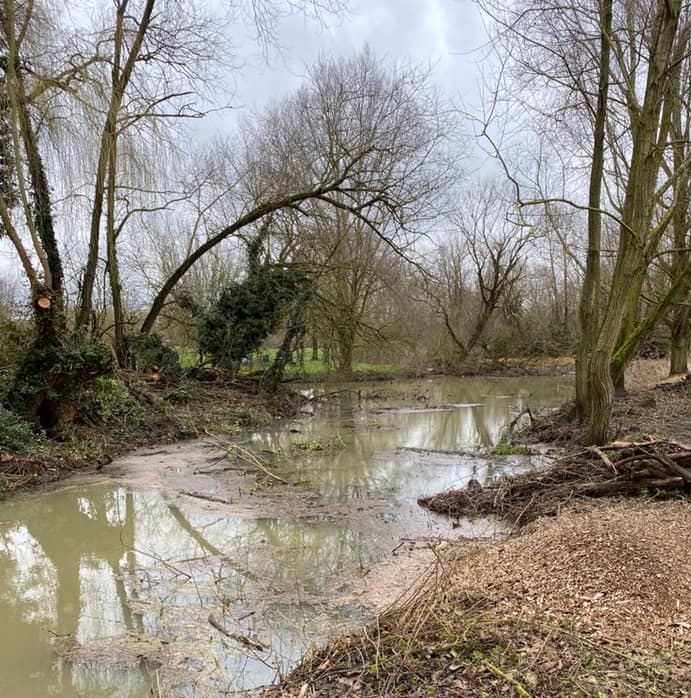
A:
419;438;691;524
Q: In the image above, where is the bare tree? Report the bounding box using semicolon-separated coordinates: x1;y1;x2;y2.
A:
138;50;454;335
479;0;687;443
429;182;533;362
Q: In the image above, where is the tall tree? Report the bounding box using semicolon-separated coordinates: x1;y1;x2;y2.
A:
481;0;686;443
139;50;453;335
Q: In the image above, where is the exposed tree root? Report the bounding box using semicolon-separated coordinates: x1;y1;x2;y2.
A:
419;439;691;525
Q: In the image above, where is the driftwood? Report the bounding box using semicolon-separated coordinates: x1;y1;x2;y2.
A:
419;439;691;525
179;490;232;505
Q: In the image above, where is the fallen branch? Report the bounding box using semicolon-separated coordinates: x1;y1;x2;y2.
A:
208;614;268;651
228;443;290;485
179;490;232;505
419;439;691;525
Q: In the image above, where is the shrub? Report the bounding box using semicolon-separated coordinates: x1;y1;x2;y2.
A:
74;376;145;426
187;265;312;371
0;406;39;453
122;333;181;378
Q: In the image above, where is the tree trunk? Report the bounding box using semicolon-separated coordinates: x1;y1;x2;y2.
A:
586;0;682;445
670;302;690;374
575;0;611;420
336;322;355;378
106;118;125;363
75;0;156;336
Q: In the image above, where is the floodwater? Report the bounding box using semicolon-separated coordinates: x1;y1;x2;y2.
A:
0;376;572;697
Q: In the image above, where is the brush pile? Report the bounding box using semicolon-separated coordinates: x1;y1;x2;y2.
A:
419;439;691;524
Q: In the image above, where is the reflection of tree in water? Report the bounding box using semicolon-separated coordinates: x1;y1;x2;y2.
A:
0;377;574;697
0;488;149;698
250;378;573;501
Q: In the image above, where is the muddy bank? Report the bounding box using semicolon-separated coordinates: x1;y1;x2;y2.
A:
269;498;691;698
0;377;301;495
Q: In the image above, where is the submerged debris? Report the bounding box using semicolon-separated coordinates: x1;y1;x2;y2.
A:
419;438;691;525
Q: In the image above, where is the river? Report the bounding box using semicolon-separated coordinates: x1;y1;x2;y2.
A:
0;375;572;697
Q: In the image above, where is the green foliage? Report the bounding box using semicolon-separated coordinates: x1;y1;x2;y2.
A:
491;437;531;456
0;406;40;453
0;316;31;380
7;341;114;429
53;342;112;374
122;333;181;378
74;376;145;426
189;265;312;370
162;387;192;405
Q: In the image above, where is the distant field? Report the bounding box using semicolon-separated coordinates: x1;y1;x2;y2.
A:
175;346;398;377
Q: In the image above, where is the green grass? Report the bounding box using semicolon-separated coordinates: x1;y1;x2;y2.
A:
490;437;532;456
176;347;200;369
175;345;398;377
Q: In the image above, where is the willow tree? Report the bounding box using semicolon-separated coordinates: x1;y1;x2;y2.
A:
0;0;344;427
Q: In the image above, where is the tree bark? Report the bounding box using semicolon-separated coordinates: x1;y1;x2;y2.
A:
75;0;156;336
586;0;682;445
575;0;611;420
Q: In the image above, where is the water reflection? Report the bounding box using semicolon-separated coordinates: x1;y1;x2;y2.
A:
253;376;571;501
0;375;572;697
0;487;150;698
0;486;399;696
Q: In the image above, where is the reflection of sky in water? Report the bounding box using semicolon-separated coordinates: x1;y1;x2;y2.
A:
252;376;572;501
0;376;572;697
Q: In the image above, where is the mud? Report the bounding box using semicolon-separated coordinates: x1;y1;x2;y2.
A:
0;375;572;697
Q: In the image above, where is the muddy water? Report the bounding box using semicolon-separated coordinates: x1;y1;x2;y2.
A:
0;376;571;697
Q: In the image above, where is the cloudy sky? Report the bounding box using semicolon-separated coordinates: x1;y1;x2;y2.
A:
223;0;488;120
0;0;490;283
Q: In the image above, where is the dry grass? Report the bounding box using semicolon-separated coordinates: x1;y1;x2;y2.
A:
268;500;691;698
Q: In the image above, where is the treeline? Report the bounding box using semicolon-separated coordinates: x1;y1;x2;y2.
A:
0;0;689;445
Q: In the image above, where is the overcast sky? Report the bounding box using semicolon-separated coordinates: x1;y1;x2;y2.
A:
222;0;488;121
0;0;490;284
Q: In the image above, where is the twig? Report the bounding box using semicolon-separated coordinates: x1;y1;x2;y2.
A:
508;407;534;434
193;465;244;475
228;443;290;485
586;445;617;473
208;614;268;651
484;660;534;698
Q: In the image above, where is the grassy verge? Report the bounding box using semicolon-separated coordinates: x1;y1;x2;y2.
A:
177;346;399;379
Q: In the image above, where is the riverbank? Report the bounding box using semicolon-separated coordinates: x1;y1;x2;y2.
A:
0;376;301;495
0;358;579;497
267;366;691;698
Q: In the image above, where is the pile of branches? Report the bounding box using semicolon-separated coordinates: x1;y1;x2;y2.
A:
419;439;691;525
